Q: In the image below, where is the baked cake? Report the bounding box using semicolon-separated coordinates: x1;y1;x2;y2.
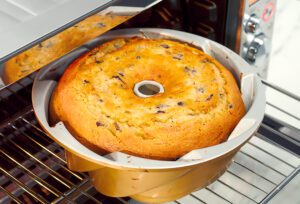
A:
49;38;246;160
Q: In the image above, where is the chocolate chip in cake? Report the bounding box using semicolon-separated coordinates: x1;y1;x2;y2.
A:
83;79;89;84
120;84;127;89
95;59;103;64
37;41;52;48
118;72;124;77
228;104;233;109
99;99;103;103
96;121;104;127
160;44;170;49
173;54;183;60
177;101;184;106
197;87;205;93
156;110;165;114
202;58;211;63
96;22;106;28
156;104;162;109
206;94;214;101
115;57;120;60
112;75;126;84
184;66;197;73
114;122;121;131
136;56;141;60
184;66;191;72
114;43;121;49
106;115;110;118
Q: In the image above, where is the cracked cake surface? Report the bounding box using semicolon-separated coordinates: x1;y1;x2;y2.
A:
49;37;245;160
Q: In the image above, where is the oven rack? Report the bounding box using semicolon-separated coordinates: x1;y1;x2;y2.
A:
0;75;299;204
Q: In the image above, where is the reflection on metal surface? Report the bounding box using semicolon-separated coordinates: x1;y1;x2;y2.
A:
0;0;113;61
0;0;163;88
1;13;131;85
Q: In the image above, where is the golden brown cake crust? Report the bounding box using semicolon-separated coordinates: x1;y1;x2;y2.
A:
49;38;246;160
3;15;129;84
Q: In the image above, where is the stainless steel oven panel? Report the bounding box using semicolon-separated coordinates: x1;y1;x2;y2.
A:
240;0;277;77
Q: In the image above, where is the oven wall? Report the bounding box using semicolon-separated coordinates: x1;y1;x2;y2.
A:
117;0;242;51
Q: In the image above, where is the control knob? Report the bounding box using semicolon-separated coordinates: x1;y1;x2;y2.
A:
244;33;269;65
245;14;260;33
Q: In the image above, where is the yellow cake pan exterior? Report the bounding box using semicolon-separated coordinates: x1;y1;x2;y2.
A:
65;148;239;203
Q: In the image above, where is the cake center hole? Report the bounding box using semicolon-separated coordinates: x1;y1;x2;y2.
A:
134;80;164;98
138;84;160;95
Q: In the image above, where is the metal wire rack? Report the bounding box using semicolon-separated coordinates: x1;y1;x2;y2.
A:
0;74;299;204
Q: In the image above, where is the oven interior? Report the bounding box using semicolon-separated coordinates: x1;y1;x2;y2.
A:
0;0;299;204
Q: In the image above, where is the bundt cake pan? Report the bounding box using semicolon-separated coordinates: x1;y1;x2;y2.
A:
32;28;265;203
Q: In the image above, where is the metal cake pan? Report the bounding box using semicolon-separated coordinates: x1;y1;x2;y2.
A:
32;28;265;203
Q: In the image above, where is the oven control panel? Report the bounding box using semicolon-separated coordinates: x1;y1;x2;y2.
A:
241;0;276;78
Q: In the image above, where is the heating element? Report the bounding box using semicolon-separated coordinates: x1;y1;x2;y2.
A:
0;74;299;204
